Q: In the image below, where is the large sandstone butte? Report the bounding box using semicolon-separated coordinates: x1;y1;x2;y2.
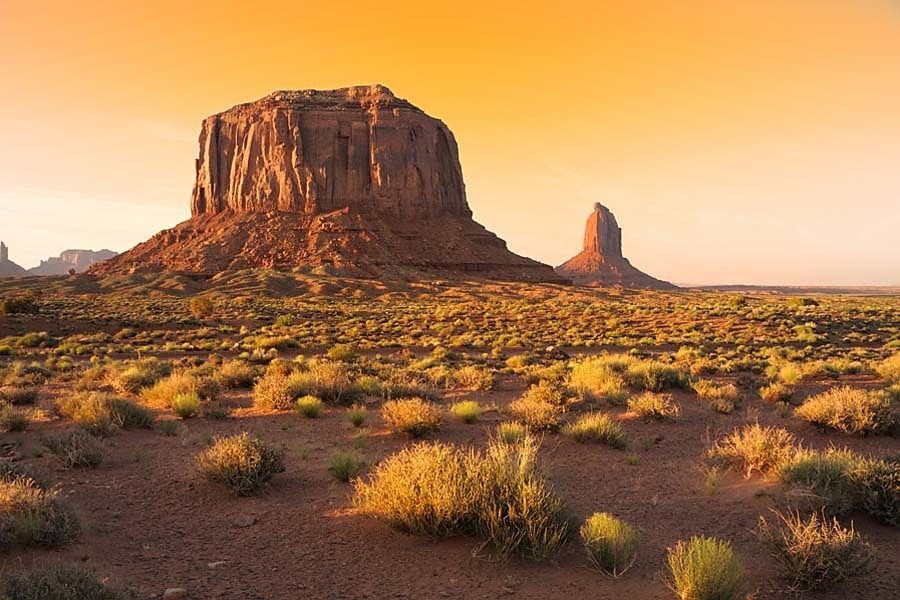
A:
29;249;118;276
556;203;676;289
93;85;562;281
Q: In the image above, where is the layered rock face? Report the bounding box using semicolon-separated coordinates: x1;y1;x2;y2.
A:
29;249;118;276
94;85;561;282
556;203;675;289
0;242;27;277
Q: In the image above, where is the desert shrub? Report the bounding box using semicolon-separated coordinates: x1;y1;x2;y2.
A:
353;436;567;560
625;360;688;392
760;382;794;403
451;400;482;423
0;385;39;406
109;358;169;394
195;432;285;495
627;392;680;420
496;421;527;444
876;352;900;383
0;405;29;432
285;361;360;404
0;477;80;549
253;371;292;410
525;362;569;385
777;448;860;513
568;358;628;403
43;430;104;468
708;424;796;477
381;398;442;437
664;536;745;600
853;456;900;527
347;404;367;427
509;391;564;431
170;392;200;419
189;296;214;319
757;510;874;592
296;395;323;418
140;372;216;407
326;344;357;362
214;360;256;389
693;380;739;414
0;563;132;600
0;295;37;315
563;413;627;449
794;386;898;435
328;451;364;482
58;393;153;435
580;512;640;576
453;365;495;391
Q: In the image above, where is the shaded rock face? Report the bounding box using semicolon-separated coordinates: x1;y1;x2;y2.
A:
93;86;562;282
0;242;27;277
556;203;676;290
29;249;118;276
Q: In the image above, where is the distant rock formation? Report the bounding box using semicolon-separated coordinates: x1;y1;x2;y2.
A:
0;242;27;277
556;203;676;289
28;249;118;276
93;85;562;282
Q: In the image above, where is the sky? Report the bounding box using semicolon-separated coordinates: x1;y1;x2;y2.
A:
1;0;899;285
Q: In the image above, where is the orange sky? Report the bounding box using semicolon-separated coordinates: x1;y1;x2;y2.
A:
2;0;899;284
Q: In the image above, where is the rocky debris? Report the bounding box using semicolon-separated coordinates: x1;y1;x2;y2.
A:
28;249;117;275
555;203;676;290
93;85;562;283
0;241;27;277
162;588;188;599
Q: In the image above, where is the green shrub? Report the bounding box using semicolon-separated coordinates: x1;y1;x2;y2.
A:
580;512;640;576
0;477;80;549
453;365;495;391
58;393;153;435
214;360;256;389
853;456;900;527
109;358;169;394
760;382;794;403
381;398;442;437
627;392;680;420
708;424;796;477
0;563;132;600
496;421;528;444
170;392;200;419
195;433;285;495
326;344;357;362
328;451;364;482
253;371;292;410
354;436;568;560
625;360;688;392
285;361;360;404
140;372;216;407
347;404;367;427
757;510;874;592
568;358;628;403
451;400;482;423
795;386;898;435
777;448;860;513
665;536;745;600
563;413;627;449
43;430;104;468
296;395;323;418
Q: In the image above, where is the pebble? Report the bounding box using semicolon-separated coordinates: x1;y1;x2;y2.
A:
208;561;227;569
163;588;187;599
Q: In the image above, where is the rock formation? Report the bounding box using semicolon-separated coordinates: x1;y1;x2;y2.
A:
29;249;118;276
0;242;27;277
93;85;562;282
555;203;676;289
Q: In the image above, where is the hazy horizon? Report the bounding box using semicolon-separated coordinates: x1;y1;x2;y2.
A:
2;0;899;286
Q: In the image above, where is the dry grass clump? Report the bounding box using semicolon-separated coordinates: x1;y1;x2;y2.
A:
757;510;874;592
0;476;80;549
626;392;680;420
693;380;739;413
0;405;30;432
214;359;256;389
140;372;217;408
853;456;899;527
195;432;285;495
43;430;104;468
285;361;360;404
876;352;900;383
509;388;564;431
451;400;482;423
580;512;640;576
708;424;796;477
0;563;132;600
381;398;442;437
777;448;863;514
170;391;200;419
0;385;39;406
664;536;745;600
453;365;496;391
568;357;628;404
353;436;568;560
794;386;898;435
759;382;794;403
624;360;689;392
563;413;627;449
496;421;528;444
295;395;323;418
58;392;154;435
108;358;169;394
347;404;367;427
253;371;292;410
326;343;357;362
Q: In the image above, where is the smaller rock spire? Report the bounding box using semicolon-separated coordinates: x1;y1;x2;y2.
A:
583;203;623;258
1;241;7;263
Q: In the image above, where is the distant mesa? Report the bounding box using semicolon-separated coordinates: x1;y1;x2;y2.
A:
28;249;118;276
555;203;676;290
91;85;563;282
0;241;28;277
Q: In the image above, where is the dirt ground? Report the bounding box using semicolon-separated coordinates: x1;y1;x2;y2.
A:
5;374;899;600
